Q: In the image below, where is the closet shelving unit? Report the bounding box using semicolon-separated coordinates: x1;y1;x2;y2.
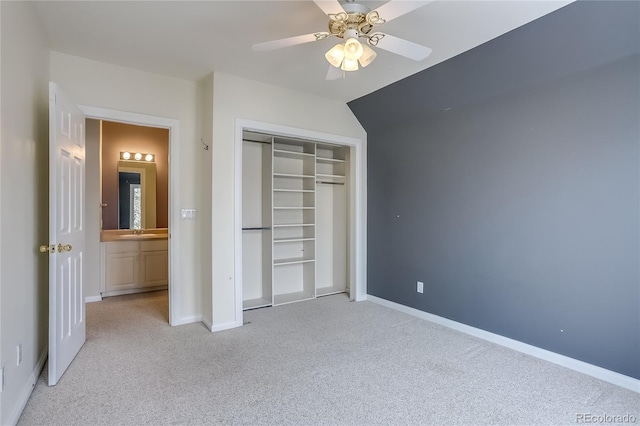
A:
242;131;349;310
271;138;317;305
315;144;348;297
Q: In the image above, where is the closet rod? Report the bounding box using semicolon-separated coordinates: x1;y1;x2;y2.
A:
243;138;272;145
317;181;345;185
242;227;272;231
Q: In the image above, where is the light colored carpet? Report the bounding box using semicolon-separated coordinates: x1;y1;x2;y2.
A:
18;291;639;425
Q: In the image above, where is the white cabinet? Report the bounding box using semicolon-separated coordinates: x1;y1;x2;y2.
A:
140;240;169;287
101;239;168;296
241;131;349;310
103;241;140;293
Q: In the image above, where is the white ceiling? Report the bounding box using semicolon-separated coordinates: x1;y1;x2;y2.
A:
33;0;573;103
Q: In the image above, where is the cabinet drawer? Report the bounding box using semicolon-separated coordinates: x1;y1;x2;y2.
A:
105;241;140;254
141;239;168;252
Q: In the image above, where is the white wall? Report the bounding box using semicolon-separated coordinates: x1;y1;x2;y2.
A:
0;2;50;424
50;52;206;324
210;72;367;327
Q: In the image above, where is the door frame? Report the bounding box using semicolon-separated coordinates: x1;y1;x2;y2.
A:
81;105;180;326
233;119;367;326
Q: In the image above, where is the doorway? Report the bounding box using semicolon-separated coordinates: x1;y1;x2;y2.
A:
81;106;180;326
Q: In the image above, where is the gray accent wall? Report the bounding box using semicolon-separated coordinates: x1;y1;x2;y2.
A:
349;1;640;379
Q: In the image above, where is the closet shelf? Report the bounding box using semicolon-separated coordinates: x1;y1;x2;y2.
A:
316;173;345;178
272;223;315;228
273;291;315;306
316;285;347;297
273;207;315;210
316;157;346;163
273;173;315;179
274;258;315;266
273;149;315;159
273;189;314;193
273;237;315;243
243;297;272;310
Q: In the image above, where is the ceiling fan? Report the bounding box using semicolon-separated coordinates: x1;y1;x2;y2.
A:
252;0;433;80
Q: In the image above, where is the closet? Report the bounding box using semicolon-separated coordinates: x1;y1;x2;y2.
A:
241;130;349;310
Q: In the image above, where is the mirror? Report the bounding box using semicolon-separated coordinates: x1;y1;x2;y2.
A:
117;160;157;229
98;119;169;231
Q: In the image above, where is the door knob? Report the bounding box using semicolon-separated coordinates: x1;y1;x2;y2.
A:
57;243;72;253
39;244;54;254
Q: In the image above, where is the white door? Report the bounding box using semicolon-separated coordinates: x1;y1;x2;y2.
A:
47;83;86;386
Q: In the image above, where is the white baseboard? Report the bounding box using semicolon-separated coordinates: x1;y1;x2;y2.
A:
202;317;213;331
171;315;202;327
85;295;102;303
200;316;241;332
101;286;167;298
6;349;47;426
209;320;242;333
366;295;640;393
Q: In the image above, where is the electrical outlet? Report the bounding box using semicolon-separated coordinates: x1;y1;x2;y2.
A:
17;344;22;366
417;281;424;294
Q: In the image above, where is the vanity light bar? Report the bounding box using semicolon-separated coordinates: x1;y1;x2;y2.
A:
120;151;155;162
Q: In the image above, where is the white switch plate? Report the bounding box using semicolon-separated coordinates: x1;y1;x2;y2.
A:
417;281;424;294
180;208;196;220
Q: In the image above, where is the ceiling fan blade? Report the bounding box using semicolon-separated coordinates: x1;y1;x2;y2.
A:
372;1;432;22
373;34;432;61
313;0;345;16
252;33;321;52
326;65;344;81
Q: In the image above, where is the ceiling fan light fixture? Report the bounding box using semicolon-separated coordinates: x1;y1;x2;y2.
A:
358;43;377;68
325;43;345;68
344;37;364;60
341;57;359;72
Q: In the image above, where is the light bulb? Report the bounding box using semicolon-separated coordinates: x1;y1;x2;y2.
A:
325;44;345;68
145;154;153;162
358;44;377;68
344;38;363;60
122;152;131;160
341;58;359;72
134;152;142;161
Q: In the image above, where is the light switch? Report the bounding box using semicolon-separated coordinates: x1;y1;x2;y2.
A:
180;208;196;220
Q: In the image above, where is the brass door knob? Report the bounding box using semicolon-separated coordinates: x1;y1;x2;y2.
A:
39;244;54;254
57;243;72;253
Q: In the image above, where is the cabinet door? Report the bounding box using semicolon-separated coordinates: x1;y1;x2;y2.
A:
105;252;140;291
141;251;168;287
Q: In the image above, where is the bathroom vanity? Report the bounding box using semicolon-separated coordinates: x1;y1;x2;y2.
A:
100;229;168;296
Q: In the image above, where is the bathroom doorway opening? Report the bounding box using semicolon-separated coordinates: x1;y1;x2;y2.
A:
82;107;180;326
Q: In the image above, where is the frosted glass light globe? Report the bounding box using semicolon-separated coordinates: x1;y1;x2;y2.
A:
344;38;363;60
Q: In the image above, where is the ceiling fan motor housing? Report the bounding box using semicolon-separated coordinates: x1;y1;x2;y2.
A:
328;2;384;39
